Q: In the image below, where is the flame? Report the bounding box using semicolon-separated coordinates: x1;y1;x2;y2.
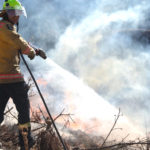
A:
36;78;48;86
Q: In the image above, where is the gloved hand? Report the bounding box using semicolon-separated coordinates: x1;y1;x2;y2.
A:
28;51;36;60
35;49;47;59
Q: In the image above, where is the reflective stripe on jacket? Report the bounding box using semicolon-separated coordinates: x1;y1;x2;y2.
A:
0;73;23;79
0;20;35;84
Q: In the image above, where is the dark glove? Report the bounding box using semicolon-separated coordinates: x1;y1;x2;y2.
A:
35;49;47;59
28;51;36;60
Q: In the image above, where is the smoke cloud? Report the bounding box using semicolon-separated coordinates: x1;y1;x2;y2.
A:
30;59;144;140
25;0;150;128
1;0;150;135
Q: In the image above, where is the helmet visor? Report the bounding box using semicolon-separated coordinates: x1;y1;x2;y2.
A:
6;6;27;17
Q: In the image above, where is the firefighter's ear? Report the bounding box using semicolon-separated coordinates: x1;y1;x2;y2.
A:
0;10;6;18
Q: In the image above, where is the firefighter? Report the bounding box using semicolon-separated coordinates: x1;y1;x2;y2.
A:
0;0;36;149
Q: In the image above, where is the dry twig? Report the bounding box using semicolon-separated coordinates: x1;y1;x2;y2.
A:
100;108;121;148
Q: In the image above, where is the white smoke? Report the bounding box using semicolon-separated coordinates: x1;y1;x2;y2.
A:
30;58;145;140
1;0;150;134
49;0;150;128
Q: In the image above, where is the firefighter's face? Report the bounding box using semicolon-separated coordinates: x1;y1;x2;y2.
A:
8;15;19;25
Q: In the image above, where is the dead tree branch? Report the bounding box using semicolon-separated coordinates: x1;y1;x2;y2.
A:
5;106;18;121
4;107;13;115
78;141;150;150
100;108;121;148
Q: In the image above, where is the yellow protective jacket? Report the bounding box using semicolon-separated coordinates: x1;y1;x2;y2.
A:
0;20;35;84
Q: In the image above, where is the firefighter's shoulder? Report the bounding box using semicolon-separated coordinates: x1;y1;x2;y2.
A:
0;20;15;31
0;20;20;41
0;20;6;29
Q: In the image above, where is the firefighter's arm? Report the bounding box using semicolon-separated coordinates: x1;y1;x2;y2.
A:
28;43;47;59
1;23;36;59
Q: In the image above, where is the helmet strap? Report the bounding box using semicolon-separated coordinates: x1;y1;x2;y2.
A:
16;22;19;32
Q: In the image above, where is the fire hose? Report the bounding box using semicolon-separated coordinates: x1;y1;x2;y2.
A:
20;50;68;150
